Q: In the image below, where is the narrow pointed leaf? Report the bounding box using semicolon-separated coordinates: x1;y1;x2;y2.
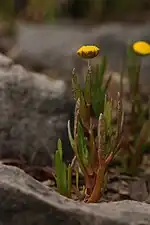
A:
67;120;75;149
57;138;63;161
92;88;105;118
91;57;107;118
79;91;89;123
104;97;113;136
84;71;91;104
77;120;89;166
98;56;107;88
104;73;112;91
72;70;81;100
89;128;96;166
67;164;72;197
61;162;68;195
54;150;62;191
55;141;68;196
55;150;67;194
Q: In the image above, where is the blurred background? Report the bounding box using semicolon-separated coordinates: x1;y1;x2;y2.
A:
1;0;150;23
0;0;150;92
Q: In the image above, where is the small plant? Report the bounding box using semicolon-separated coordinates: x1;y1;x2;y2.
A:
54;138;72;197
54;45;124;203
68;93;124;203
120;41;150;175
54;42;150;202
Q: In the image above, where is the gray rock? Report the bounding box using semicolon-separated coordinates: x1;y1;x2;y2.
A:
0;54;74;166
0;53;13;68
0;163;150;225
8;21;150;92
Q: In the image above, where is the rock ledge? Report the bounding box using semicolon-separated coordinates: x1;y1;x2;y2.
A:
0;164;149;225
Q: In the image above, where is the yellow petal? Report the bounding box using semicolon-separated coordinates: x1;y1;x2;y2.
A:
133;41;150;56
77;45;100;59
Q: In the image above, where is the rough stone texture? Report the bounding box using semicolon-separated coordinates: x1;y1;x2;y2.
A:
0;54;13;67
0;163;150;225
0;53;74;166
8;22;150;93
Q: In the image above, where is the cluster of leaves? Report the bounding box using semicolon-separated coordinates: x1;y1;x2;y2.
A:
54;139;72;197
54;44;150;203
119;47;150;175
54;57;125;203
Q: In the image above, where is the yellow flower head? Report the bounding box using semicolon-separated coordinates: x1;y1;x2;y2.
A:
132;41;150;56
77;45;100;59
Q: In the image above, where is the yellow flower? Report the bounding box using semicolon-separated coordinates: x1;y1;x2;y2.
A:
132;41;150;56
77;45;100;59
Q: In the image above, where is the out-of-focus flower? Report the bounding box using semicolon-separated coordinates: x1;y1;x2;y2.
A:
77;45;100;59
132;41;150;56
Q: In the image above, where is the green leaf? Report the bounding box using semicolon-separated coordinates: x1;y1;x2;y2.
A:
57;138;63;161
79;91;89;122
68;118;86;175
67;164;72;197
72;70;81;100
55;140;68;196
104;74;112;91
92;88;105;118
54;150;62;192
67;120;75;149
103;96;115;156
77;120;89;166
89;125;96;166
92;56;107;89
98;56;107;88
104;97;113;136
84;71;91;104
127;44;141;97
61;162;68;195
91;57;107;118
